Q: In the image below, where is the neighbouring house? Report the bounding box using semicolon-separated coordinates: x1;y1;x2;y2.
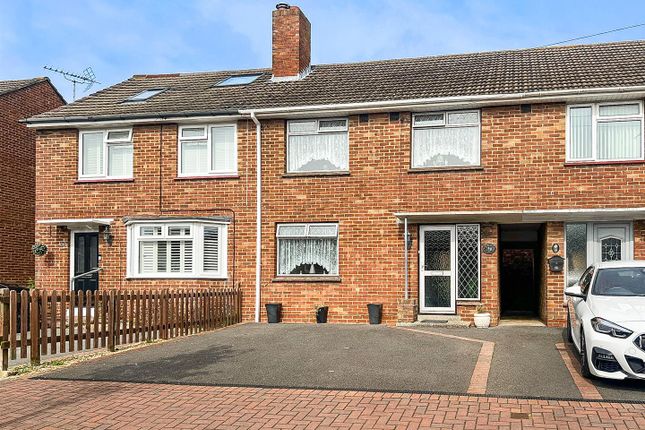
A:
0;78;65;288
24;4;645;327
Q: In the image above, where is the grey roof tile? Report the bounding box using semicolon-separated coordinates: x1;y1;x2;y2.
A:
28;40;645;122
0;77;49;97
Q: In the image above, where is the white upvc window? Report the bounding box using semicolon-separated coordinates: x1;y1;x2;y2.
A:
412;110;481;168
567;101;644;162
276;223;339;276
79;129;133;179
127;220;228;279
178;124;237;176
286;118;349;173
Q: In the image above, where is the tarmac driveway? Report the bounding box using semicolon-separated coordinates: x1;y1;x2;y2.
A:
37;323;645;402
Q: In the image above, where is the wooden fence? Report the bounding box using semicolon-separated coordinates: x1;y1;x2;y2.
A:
0;287;242;372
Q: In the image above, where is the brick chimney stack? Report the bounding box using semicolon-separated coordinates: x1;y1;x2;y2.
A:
272;3;311;80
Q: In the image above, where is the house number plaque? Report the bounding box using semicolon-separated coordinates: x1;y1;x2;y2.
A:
482;243;496;254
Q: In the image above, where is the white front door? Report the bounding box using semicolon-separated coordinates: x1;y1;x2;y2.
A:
419;225;456;313
593;224;632;263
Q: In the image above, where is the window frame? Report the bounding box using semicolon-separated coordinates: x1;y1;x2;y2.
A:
566;101;645;162
123;88;166;103
456;223;481;301
126;220;228;279
411;110;481;169
78;128;134;180
286;118;349;174
275;222;340;277
177;123;238;177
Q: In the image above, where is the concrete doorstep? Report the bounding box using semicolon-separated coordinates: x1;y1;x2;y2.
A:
398;314;470;328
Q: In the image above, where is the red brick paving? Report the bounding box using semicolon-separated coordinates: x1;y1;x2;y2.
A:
1;378;644;429
556;343;603;400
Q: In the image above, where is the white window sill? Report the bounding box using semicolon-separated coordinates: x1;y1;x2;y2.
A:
175;174;240;180
408;166;483;173
564;159;645;167
75;177;134;184
283;171;350;178
126;275;228;280
272;275;342;283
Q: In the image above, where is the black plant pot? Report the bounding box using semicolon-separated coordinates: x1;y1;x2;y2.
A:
265;303;282;323
367;304;382;325
316;306;329;323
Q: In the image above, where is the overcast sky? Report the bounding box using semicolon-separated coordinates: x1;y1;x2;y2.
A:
3;0;645;102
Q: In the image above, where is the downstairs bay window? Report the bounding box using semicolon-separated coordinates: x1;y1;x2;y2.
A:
567;102;644;162
276;223;339;276
127;220;227;279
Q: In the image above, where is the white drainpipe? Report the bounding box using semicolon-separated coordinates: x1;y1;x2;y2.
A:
404;217;409;301
250;112;262;323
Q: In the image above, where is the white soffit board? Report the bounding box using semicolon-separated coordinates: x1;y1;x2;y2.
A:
37;218;113;229
394;208;645;224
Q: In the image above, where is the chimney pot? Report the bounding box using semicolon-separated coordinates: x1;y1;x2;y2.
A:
272;4;311;80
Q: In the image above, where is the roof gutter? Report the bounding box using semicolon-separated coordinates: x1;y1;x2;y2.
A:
24;84;645;128
23;111;241;129
240;85;645;117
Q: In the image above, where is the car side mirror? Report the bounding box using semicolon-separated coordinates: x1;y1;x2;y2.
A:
564;285;586;299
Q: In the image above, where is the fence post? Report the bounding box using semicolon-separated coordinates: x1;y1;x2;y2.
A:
29;290;41;366
1;288;9;373
107;290;116;352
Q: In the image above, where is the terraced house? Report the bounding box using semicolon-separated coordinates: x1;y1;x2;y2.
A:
25;4;645;327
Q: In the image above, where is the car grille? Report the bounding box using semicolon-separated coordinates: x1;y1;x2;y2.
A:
626;356;645;374
595;359;622;373
592;347;622;373
634;334;645;352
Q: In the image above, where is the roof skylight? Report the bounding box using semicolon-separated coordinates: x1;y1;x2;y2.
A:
124;88;166;102
216;74;262;87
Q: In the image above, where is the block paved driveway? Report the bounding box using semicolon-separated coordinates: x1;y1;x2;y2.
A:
1;378;644;430
35;323;645;402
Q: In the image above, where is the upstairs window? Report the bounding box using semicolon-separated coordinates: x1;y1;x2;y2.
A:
178;124;237;176
412;111;480;168
277;223;339;276
79;129;133;179
567;102;644;162
128;221;227;279
287;118;349;173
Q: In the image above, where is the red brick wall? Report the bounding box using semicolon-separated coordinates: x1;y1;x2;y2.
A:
35;123;259;319
35;103;645;326
0;80;64;285
272;6;311;78
541;222;566;327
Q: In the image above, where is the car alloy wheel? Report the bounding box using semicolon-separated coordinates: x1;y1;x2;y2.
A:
580;330;592;378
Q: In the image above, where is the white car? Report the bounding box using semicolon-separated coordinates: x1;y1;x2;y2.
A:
565;261;645;380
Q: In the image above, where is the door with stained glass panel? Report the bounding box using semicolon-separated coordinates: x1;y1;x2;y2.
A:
419;226;456;313
593;224;632;263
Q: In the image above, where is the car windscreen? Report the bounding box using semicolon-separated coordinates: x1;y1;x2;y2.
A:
592;267;645;296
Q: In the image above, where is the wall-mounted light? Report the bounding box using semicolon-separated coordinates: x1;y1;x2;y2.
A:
103;225;114;246
552;243;560;254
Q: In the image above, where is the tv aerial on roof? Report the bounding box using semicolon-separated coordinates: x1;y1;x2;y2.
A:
43;65;101;101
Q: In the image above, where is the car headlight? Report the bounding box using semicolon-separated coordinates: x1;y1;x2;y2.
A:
591;318;633;339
